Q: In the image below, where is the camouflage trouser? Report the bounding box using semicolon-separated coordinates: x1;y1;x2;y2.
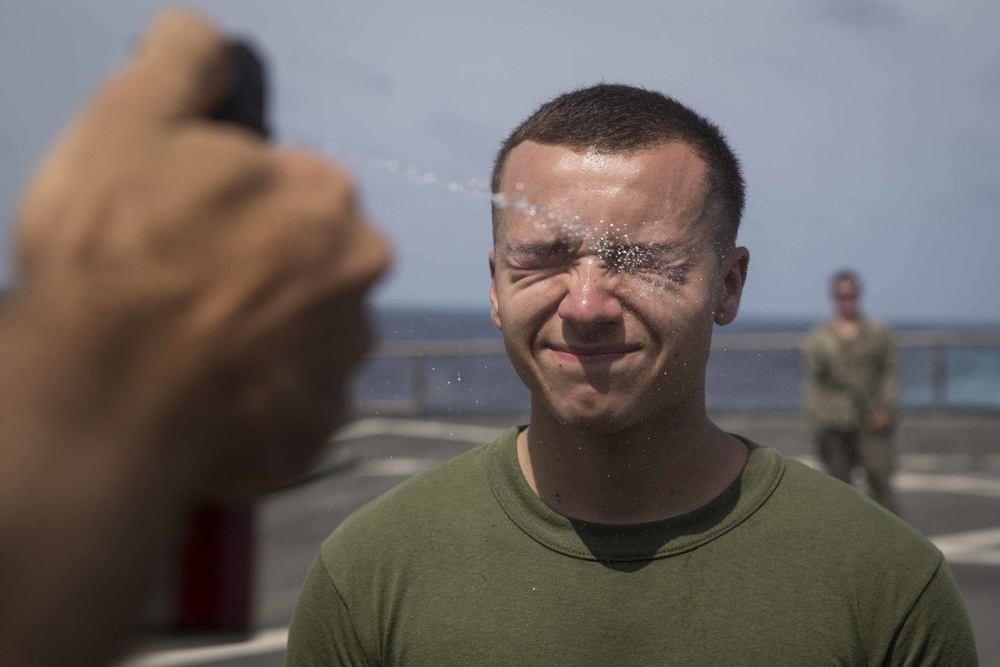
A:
816;428;896;513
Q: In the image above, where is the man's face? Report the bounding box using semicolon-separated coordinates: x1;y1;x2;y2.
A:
833;278;861;320
490;141;748;432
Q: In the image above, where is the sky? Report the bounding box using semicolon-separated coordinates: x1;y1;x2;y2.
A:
1;0;998;324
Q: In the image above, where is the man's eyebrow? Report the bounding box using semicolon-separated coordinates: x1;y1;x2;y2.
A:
599;241;685;255
508;239;577;255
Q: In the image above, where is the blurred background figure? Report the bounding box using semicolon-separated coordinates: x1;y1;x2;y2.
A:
803;270;899;512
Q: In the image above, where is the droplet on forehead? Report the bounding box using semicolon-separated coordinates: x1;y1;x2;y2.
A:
515;182;525;191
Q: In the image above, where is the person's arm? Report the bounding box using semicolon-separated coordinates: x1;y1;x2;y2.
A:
868;326;898;432
0;295;211;667
884;557;978;666
285;556;372;667
0;12;389;667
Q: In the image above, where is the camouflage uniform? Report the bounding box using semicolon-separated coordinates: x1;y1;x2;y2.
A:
802;319;899;512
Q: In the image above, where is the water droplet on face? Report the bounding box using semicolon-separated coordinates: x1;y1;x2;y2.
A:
579;257;595;307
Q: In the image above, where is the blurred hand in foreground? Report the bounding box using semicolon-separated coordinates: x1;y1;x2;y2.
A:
0;10;389;667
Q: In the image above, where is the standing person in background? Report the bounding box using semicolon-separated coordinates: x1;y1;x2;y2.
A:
803;270;899;512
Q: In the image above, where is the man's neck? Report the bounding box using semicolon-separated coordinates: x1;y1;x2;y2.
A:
831;314;863;339
517;399;749;525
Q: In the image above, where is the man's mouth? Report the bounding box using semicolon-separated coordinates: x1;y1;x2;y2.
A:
546;343;641;364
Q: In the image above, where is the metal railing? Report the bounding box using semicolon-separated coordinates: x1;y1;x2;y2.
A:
355;329;1000;416
709;329;1000;411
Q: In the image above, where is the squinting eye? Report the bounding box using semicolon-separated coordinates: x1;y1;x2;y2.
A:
602;249;689;285
601;246;657;273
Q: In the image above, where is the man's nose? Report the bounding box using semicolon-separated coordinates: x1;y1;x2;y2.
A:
557;258;623;327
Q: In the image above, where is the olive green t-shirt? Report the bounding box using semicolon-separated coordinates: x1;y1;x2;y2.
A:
286;429;976;666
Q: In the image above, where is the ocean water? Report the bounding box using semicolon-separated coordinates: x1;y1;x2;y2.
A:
351;308;1000;415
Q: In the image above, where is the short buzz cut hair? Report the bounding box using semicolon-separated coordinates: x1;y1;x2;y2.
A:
491;83;745;250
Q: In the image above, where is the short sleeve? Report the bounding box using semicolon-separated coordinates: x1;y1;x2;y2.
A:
285;555;371;667
885;557;978;666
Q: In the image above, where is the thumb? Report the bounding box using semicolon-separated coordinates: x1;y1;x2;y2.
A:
91;10;232;124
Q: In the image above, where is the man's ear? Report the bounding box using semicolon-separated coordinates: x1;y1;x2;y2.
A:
489;251;502;330
714;246;749;326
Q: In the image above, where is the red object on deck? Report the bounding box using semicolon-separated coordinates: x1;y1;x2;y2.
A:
176;504;254;634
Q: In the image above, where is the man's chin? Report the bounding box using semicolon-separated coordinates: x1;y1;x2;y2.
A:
548;403;638;435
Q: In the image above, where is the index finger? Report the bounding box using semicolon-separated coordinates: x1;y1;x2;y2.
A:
92;11;231;124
